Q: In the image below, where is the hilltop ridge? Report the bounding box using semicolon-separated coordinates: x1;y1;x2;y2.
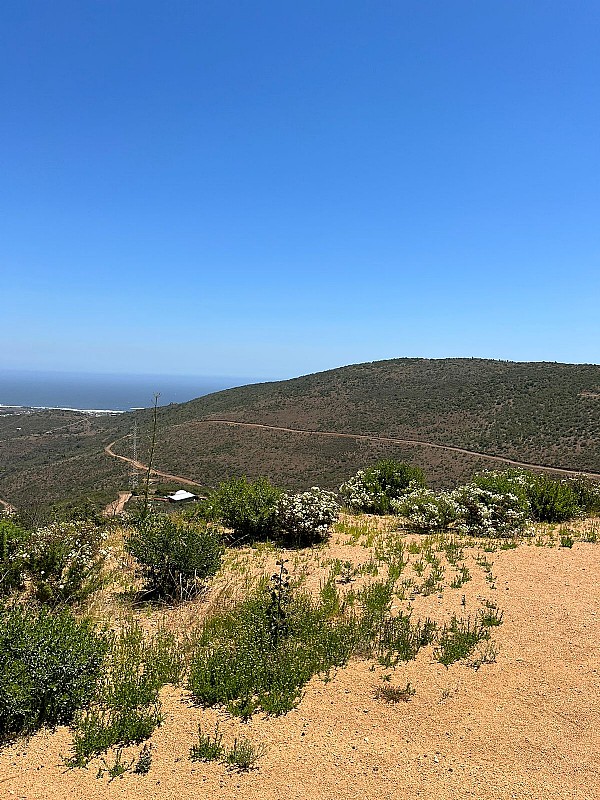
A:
2;357;600;513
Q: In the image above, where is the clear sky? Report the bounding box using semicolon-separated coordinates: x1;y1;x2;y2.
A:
3;1;599;380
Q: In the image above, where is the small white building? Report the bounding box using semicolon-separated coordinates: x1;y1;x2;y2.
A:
166;490;198;503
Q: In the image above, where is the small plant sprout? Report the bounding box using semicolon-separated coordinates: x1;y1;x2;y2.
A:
189;723;225;762
134;743;153;775
375;681;416;703
224;737;267;770
96;747;135;781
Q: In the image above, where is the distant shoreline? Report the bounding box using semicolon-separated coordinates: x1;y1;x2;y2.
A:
0;403;126;416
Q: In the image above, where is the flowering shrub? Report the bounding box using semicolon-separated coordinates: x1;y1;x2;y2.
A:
392;488;460;533
21;522;109;605
276;487;340;545
340;461;426;514
451;483;530;538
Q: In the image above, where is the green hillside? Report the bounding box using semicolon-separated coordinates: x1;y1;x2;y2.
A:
2;358;600;514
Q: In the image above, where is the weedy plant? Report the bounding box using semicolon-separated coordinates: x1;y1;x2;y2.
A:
188;578;358;719
223;737;267;770
95;747;135;781
134;743;153;774
70;622;186;766
434;615;490;667
189;723;225;762
375;681;416;703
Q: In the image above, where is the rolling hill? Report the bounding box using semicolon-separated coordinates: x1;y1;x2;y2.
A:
2;357;600;515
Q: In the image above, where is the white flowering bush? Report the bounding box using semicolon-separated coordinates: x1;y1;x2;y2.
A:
20;521;110;605
340;461;426;514
392;488;460;533
276;487;340;545
451;483;530;538
339;470;382;513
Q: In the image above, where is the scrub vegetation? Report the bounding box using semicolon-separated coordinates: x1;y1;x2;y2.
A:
1;456;599;783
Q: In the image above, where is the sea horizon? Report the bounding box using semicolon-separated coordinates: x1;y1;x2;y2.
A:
0;368;264;412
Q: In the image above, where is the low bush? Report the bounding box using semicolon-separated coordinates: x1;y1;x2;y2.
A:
20;521;109;605
340;460;426;514
0;517;28;595
188;581;357;719
276;487;340;545
204;477;283;542
0;606;107;742
126;515;223;601
526;475;581;522
452;483;530;538
70;623;185;765
392;487;460;532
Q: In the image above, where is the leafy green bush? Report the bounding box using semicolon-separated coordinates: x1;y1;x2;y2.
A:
21;521;109;605
276;487;340;545
0;517;28;595
126;515;223;601
70;623;185;765
0;606;107;742
340;460;426;514
204;476;284;542
567;475;600;514
188;582;357;719
526;475;581;522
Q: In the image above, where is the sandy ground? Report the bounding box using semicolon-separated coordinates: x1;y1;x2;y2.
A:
2;532;600;799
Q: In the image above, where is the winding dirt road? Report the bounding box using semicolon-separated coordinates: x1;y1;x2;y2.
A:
105;419;600;484
104;439;203;487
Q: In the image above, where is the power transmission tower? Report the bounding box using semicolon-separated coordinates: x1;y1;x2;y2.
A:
130;421;139;491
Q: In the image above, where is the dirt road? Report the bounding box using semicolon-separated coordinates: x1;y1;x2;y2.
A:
104;418;600;487
104;439;203;487
0;497;15;514
102;491;132;518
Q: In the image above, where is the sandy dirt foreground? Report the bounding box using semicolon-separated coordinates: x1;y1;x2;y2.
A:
2;543;600;800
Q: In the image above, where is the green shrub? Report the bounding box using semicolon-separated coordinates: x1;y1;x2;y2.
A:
21;521;109;605
526;475;581;522
188;583;357;719
126;515;223;601
205;477;283;542
340;460;426;514
0;606;107;742
70;623;185;765
0;517;28;595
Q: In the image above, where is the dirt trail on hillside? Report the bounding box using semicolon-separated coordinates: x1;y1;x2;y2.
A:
102;492;132;518
0;497;15;514
105;419;600;485
2;540;600;799
104;440;203;487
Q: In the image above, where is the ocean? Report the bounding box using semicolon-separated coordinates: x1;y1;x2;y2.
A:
0;369;261;412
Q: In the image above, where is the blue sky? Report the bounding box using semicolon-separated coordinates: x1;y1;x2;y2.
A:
3;1;599;379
